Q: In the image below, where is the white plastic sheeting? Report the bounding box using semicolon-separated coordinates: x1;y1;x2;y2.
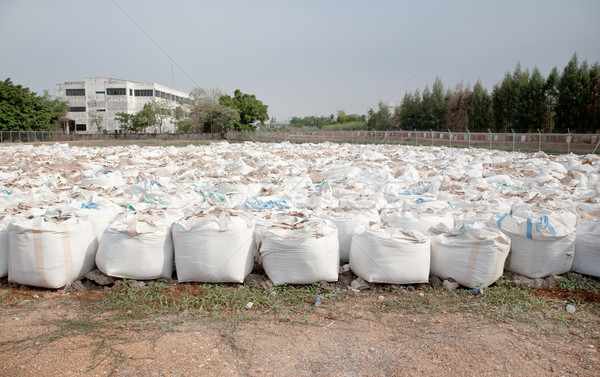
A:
96;214;174;280
259;217;339;286
430;224;510;288
572;221;600;277
172;210;255;283
495;212;576;278
350;223;430;284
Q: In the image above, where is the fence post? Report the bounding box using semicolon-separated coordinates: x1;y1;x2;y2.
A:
447;129;452;148
430;129;433;147
488;129;492;149
512;129;515;152
538;129;541;152
466;128;470;148
567;128;571;154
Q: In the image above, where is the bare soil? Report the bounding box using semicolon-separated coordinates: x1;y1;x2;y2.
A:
0;286;598;377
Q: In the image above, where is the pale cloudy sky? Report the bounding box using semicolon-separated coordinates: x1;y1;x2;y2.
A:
1;0;598;121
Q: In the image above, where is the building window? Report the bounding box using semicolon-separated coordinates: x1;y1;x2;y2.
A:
76;124;87;131
106;88;126;95
66;88;85;96
97;109;106;112
95;91;105;94
134;89;153;97
129;89;133;96
68;106;86;112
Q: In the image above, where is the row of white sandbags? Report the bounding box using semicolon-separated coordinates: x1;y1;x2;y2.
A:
1;204;599;288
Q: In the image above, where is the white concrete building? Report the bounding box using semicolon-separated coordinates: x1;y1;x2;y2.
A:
55;78;189;133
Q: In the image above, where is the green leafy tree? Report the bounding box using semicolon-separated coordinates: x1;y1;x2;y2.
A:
468;80;493;131
219;89;268;130
336;110;364;124
394;89;422;129
555;54;600;133
147;100;172;133
181;88;240;133
0;78;68;130
367;101;393;130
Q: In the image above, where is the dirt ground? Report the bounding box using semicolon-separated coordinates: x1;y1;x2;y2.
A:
0;286;598;377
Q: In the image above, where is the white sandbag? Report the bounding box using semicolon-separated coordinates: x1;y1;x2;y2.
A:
349;223;430;284
0;217;10;278
380;200;454;234
8;215;97;288
430;224;510;288
325;208;380;262
572;221;600;277
96;214;173;280
259;218;339;286
172;210;255;283
495;212;576;278
79;169;125;188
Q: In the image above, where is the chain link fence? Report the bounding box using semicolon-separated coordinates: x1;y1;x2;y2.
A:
1;130;599;154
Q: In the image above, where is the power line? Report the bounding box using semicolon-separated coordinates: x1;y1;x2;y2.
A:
111;0;200;89
385;0;491;103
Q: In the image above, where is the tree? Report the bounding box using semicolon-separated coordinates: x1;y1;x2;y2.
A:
555;54;600;133
367;101;393;130
468;80;493;131
0;78;68;131
88;111;104;133
336;110;363;124
181;88;240;133
446;82;471;132
146;100;172;133
394;89;422;129
219;89;268;130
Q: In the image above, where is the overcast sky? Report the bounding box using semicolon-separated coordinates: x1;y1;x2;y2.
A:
1;0;599;121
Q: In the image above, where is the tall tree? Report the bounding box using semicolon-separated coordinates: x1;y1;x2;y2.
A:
468;80;493;131
219;89;268;130
446;82;471;132
181;88;240;133
555;54;600;133
367;101;393;130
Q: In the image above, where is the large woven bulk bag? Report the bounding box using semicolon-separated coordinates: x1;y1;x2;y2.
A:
380;200;454;234
8;215;97;288
172;210;255;283
96;214;173;280
495;212;576;278
0;216;11;278
349;223;430;284
572;221;600;277
259;219;339;286
430;224;510;288
325;208;380;262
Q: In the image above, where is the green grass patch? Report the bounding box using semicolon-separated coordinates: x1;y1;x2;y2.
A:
377;275;600;333
100;280;347;326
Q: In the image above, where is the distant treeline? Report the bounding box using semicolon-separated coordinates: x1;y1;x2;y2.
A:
366;54;599;134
